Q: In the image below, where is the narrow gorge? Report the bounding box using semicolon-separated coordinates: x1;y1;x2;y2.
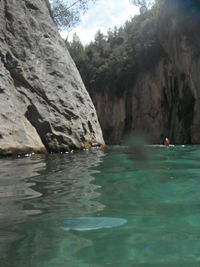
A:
94;2;200;144
69;0;200;144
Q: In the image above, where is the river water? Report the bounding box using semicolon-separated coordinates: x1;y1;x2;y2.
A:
1;145;200;266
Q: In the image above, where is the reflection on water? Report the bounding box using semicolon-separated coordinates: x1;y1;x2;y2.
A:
1;146;200;266
0;150;105;219
0;149;105;266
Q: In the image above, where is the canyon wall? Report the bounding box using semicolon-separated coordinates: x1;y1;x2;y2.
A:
0;0;104;154
90;2;200;144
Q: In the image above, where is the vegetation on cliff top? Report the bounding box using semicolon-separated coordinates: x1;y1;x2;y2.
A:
65;0;200;97
66;2;164;96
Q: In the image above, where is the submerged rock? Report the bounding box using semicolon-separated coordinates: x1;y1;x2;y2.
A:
0;0;104;154
62;217;127;231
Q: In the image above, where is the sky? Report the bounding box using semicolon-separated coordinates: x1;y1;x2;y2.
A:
60;0;139;45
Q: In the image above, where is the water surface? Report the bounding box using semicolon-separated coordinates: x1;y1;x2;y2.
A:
1;146;200;266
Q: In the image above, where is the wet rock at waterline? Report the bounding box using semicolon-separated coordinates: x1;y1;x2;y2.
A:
0;0;104;155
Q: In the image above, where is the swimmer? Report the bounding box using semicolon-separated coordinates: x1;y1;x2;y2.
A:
164;137;170;147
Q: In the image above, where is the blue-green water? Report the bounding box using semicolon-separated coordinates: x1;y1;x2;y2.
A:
1;146;200;266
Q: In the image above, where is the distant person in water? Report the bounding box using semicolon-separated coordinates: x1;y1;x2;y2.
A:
164;137;170;146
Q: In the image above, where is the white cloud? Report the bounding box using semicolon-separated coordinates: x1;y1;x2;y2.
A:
60;0;139;44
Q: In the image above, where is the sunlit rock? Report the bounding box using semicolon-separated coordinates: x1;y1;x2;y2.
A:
0;0;104;154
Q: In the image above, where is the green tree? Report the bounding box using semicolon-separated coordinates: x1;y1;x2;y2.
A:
50;0;96;30
67;1;164;96
130;0;155;13
94;30;107;56
66;33;85;62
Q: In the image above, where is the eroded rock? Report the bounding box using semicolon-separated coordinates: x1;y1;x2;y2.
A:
0;0;104;154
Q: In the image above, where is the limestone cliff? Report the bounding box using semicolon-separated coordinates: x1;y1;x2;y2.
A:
0;0;104;154
89;1;200;144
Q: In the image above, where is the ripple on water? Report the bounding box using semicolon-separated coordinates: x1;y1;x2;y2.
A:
0;147;200;266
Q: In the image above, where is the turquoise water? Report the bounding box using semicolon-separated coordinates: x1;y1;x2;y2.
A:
1;146;200;266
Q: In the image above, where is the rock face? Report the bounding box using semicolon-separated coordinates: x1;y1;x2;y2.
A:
0;0;104;154
89;2;200;144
